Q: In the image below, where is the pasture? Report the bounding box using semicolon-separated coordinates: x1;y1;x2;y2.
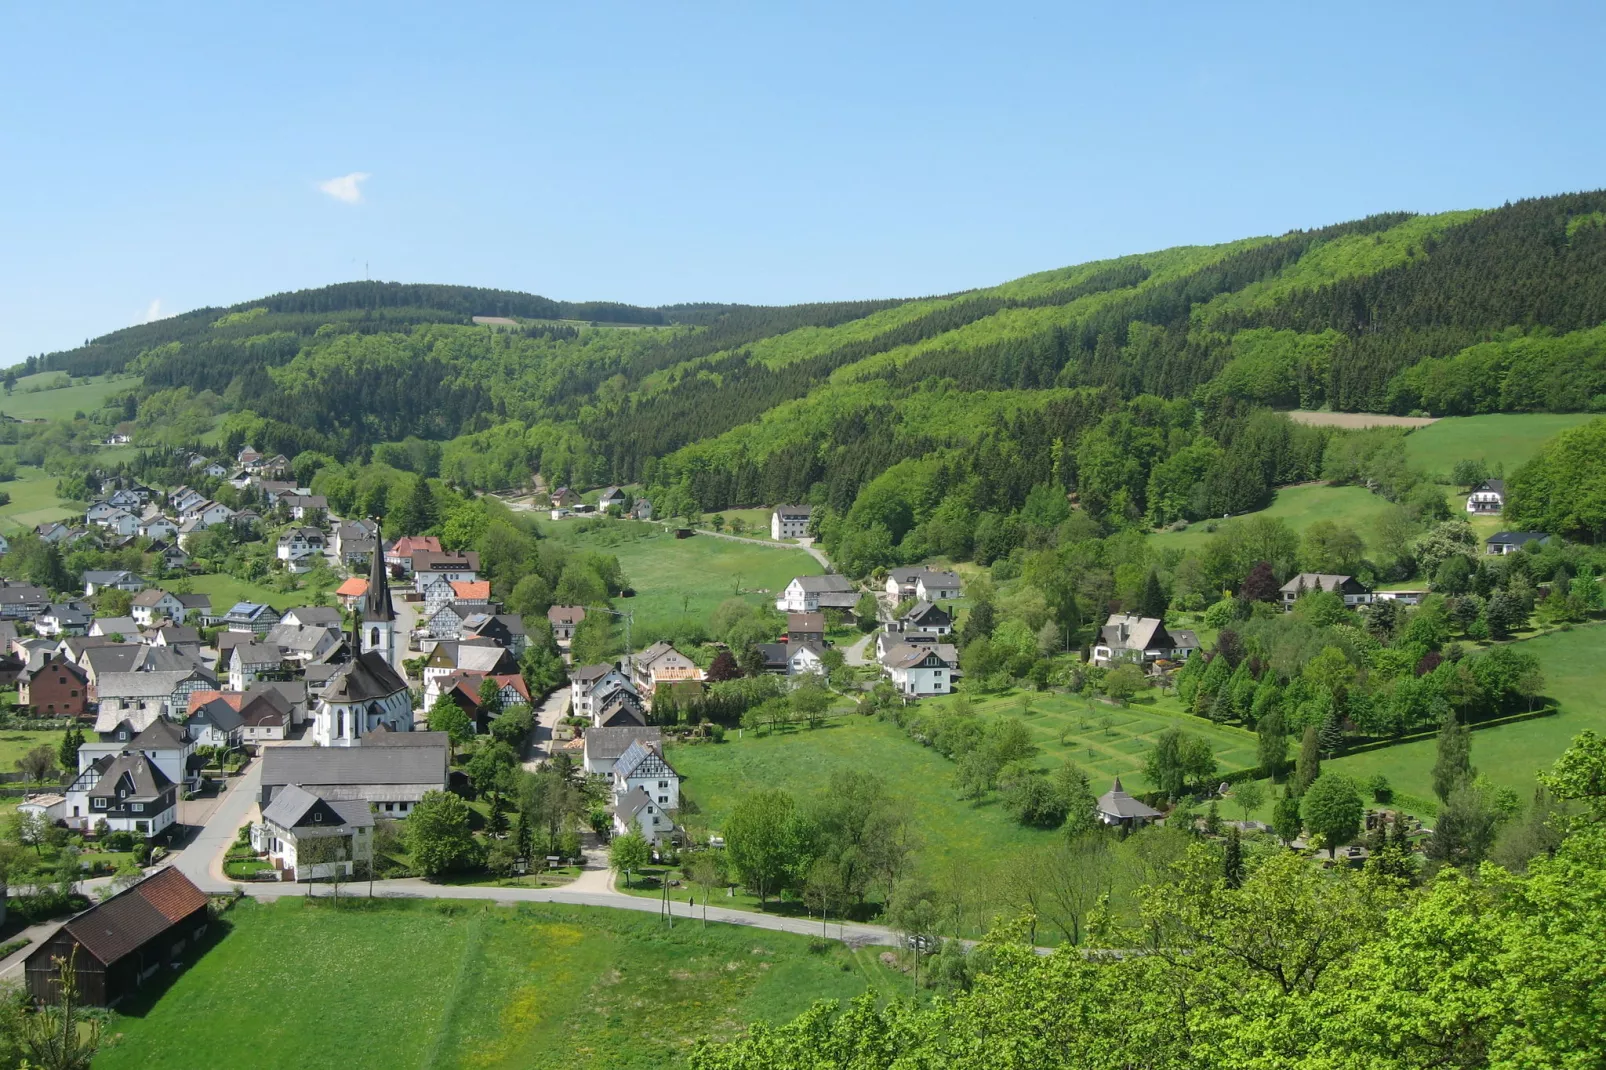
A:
1402;412;1596;479
543;521;822;638
1149;483;1398;554
186;573;313;613
1285;411;1437;429
0;466;76;534
95;898;883;1070
1331;624;1606;813
0;372;137;421
670;694;1257;879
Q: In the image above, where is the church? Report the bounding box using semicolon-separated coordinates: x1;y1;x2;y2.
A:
311;541;413;747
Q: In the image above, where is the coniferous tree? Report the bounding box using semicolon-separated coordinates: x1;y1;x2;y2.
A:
1138;570;1168;619
1318;707;1346;757
1223;825;1244;888
1431;712;1475;804
1294;725;1321;795
393;474;439;536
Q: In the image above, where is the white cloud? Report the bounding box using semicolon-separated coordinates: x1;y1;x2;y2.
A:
318;171;371;204
144;299;163;323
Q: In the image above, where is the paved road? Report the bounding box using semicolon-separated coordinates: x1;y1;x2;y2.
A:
173;758;263;888
521;686;570;769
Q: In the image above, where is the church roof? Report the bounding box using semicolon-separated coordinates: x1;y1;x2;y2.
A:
322;650;407;704
361;533;394;623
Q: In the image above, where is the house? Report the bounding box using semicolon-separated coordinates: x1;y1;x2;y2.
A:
279;494;329;521
613;788;674;845
93;668;218;733
148;539;190;571
0;582;49;620
786;612;825;645
186;693;244;749
259;739;449;817
1096;776;1162;829
411;549;480;587
264;621;340;665
787;642;826;677
632;499;653;521
547;605;585;643
569;664;633;719
276;526;326;572
67;751;180;839
333;519;380;564
280;606;343;631
549;487;580;509
95;510;139;538
34;522;70;545
448;580;492;606
775;574;857;613
633;641;702;694
896;600;952;635
228;643;286;691
311;650;413;747
257;785;374;881
223;601;281;635
24;868;210;1008
75;717;194;793
752;642;791;674
138;515;180;542
1486;531;1550;555
583;726;662;775
82;570;145;597
89;616;140;640
1278;574;1373;609
180;500;235;528
612;738;680;815
1092;615;1200;666
19;653;89;717
878;642;958;697
130;589;208;626
771;504;812;540
425;601;479;641
235;688;293;742
885;567;961;602
461;612;527;656
598;486;628;511
1466;479;1505;515
336;576;369;610
385;535;443;574
422;642;518;705
35;603;93;637
594;686;648;727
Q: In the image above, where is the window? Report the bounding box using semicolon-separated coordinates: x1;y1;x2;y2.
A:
131;803;144;813
92;798;107;810
313;811;323;823
658;796;668;804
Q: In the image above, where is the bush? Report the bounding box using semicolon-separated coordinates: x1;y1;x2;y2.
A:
1203;599;1237;629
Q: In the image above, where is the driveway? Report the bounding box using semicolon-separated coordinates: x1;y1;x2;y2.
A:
520;687;571;770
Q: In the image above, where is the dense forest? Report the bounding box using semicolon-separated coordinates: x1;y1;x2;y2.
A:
22;190;1606;569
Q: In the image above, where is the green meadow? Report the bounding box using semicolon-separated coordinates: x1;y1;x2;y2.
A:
96;898;885;1070
1149;483;1398;554
1402;412;1597;479
0;372;137;422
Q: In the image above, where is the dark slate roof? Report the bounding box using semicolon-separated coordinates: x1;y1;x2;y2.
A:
613;786;653;822
360;530;395;623
130;717;188;750
583;727;662;762
614;739;677;780
1487;531;1548;545
260;745;449;789
323;651;408;703
87;752;174;802
261;784;374;830
189;696;244;733
791;574;855;593
53;868;208;967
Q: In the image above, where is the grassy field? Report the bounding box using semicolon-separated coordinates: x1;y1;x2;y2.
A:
1331;624;1606;812
186;573;311;612
0;466;76;534
0;372;137;422
544;523;822;639
670;695;1256;879
1402;413;1596;479
97;897;885;1070
0;729;66;772
1149;483;1399;554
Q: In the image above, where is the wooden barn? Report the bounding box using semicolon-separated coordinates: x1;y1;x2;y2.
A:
25;867;211;1007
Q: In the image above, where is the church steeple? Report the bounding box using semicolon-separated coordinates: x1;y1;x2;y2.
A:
361;523;394;623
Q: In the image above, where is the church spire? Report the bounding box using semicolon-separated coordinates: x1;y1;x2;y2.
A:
361;521;394;623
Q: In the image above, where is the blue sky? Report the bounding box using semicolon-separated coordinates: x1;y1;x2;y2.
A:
2;1;1603;362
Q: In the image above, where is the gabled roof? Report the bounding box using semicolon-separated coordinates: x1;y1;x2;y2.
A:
583;726;662;762
548;605;586;625
614;739;677;780
54;868;208;968
879;642;955;670
614;785;654;822
790;574;855;593
188;694;245;733
336;577;369;598
902;600;951;625
1278;574;1361;595
261;783;373;830
230;643;284;667
786;612;825;632
1487;531;1549;545
450;580;491;600
773;504;812;518
130;717;188;750
87;751;174;801
1098;614;1170;652
571;663;616;684
261;745;449;789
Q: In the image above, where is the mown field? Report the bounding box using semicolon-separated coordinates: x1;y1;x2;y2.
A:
670;694;1257;878
1402;412;1596;478
0;466;76;534
1330;624;1606;813
1149;483;1398;554
185;573;315;613
0;372;137;421
542;522;822;639
97;898;888;1070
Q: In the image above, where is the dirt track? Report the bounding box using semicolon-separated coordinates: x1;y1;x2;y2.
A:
1284;410;1438;429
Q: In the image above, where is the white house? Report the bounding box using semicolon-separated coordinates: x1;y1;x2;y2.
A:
63;752;178;838
1278;574;1372;609
582;726;662;776
613;788;675;845
222;601;280;635
771;504;812;540
878;641;958;697
1485;531;1550;556
569;664;633;720
598;486;628;511
93;669;217;732
1466;479;1505;515
280;494;329;521
787;641;826;677
82;570;145;597
775;574;857;613
228;643;284;692
258;736;449;818
885;567;961;602
612;739;680;812
633;641;702;695
276;526;326;572
257;785;374;881
77;716;195;792
130;588;206;627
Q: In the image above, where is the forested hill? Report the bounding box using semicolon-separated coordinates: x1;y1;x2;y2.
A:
37;189;1606;567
